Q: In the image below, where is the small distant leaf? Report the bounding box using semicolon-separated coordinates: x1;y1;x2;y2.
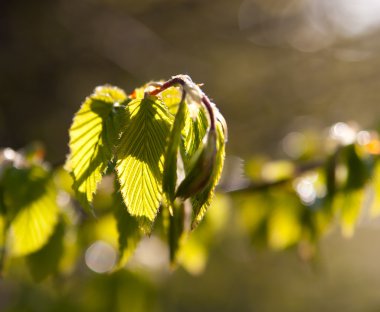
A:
267;202;302;250
26;220;65;282
163;97;186;202
330;144;370;237
116;96;172;225
334;190;364;237
261;161;295;182
344;144;370;190
177;238;207;275
325;152;337;198
0;186;5;216
113;186;141;267
370;160;380;216
3;165;59;257
67;85;127;210
0;215;5;249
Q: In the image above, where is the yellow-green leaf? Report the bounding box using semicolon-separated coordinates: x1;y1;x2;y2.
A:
66;85;127;209
116;96;171;224
3;166;59;257
163;96;186;202
159;85;183;114
113;184;141;268
176;130;217;200
169;200;185;264
191;121;226;228
182;105;208;160
26;220;65;282
334;190;364;237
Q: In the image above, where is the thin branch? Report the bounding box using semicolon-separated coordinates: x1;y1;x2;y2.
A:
148;77;185;96
223;159;325;195
148;76;216;131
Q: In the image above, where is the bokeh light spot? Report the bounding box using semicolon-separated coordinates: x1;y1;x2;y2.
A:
85;241;116;274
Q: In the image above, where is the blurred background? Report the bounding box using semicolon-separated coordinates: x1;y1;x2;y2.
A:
2;0;380;311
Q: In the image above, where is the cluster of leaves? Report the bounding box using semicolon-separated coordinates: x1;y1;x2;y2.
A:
0;75;227;280
65;75;227;265
0;145;63;280
2;75;380;283
233;123;380;258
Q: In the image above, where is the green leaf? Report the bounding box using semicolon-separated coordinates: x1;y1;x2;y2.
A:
325;152;337;198
26;219;65;282
159;86;183;115
116;96;172;225
176;129;217;199
0;185;5;216
169;200;185;264
182;105;208;161
267;200;302;250
3;165;59;257
370;160;380;216
113;184;141;268
344;144;370;190
334;190;364;237
66;85;127;210
163;97;186;202
191;122;226;228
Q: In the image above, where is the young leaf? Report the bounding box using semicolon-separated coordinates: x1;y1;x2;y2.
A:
0;185;5;216
159;85;183;114
335;190;364;237
113;184;141;268
26;219;65;282
169;200;185;264
163;96;186;202
344;144;370;190
66;86;127;210
182;105;208;160
116;96;171;224
3;165;59;257
191;122;226;228
176;129;217;200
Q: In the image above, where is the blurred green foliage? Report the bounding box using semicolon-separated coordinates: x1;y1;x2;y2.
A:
2;116;380;311
3;0;380;311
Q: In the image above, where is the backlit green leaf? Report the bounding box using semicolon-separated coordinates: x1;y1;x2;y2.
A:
191;122;226;228
344;144;370;190
0;215;5;250
169;200;185;264
176;130;217;200
267;199;302;250
113;184;141;268
334;190;364;237
26;219;65;282
159;86;183;115
370;160;380;216
66;85;127;210
3;165;59;257
116;96;172;225
182;105;208;160
163;97;186;203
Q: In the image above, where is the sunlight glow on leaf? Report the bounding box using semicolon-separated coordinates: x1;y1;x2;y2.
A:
4;166;59;257
116;97;171;223
67;86;127;210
